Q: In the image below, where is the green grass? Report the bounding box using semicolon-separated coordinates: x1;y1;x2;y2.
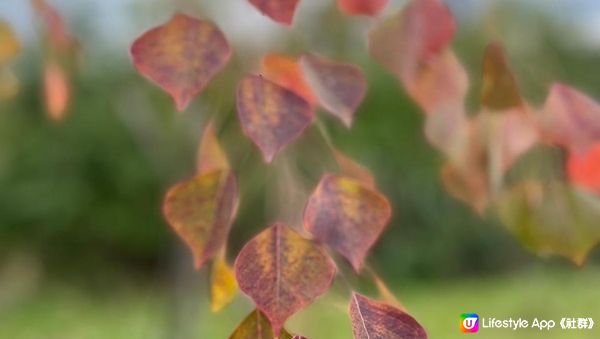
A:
1;267;600;338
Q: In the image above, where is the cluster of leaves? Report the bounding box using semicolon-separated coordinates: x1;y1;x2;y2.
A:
368;0;600;265
130;1;428;338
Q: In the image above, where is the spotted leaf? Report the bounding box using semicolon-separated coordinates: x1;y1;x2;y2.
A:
234;223;336;336
237;74;314;162
131;13;231;111
248;0;300;25
299;53;367;127
229;309;296;339
163;170;239;269
304;174;391;272
349;293;427;339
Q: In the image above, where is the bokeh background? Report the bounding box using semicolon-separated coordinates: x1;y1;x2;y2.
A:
1;0;600;338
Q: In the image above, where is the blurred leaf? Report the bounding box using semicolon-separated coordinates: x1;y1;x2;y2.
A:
197;121;230;175
236;74;314;162
304;175;391;272
32;0;79;53
43;61;70;121
540;83;600;154
234;223;336;336
567;142;600;195
333;150;375;189
261;54;316;105
481;43;522;111
299;53;367;127
130;13;231;111
210;251;238;312
229;309;295;339
0;20;20;65
337;0;389;16
248;0;300;25
163;170;239;269
496;181;600;266
349;292;427;339
0;67;19;100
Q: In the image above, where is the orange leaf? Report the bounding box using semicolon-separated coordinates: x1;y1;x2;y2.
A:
567;142;600;195
163;170;239;269
210;251;238;312
248;0;300;25
44;61;70;121
337;0;389;16
237;74;314;162
481;43;522;111
540;83;600;154
261;54;316;105
234;223;336;336
349;293;427;339
229;309;295;339
197;121;230;175
131;13;232;111
333;150;376;189
299;53;367;127
303;174;391;272
0;20;20;66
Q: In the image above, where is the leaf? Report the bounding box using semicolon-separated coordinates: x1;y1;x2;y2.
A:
210;251;238;312
248;0;300;25
234;223;336;336
44;61;70;121
368;0;455;82
299;53;367;127
333;150;376;189
0;67;19;100
496;181;600;266
567;142;600;195
481;43;522;111
303;174;391;272
197;121;230;175
229;309;295;339
0;20;20;66
261;54;316;105
237;74;314;162
349;293;427;339
131;13;232;111
540;83;600;154
337;0;389;16
163;170;239;269
32;0;79;53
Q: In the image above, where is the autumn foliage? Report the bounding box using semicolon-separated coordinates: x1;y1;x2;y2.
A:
5;0;600;337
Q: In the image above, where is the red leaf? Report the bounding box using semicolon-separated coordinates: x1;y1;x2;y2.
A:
131;13;232;111
337;0;389;16
349;293;427;339
304;174;391;272
237;74;314;162
540;83;600;154
299;53;367;127
261;53;316;105
567;142;600;194
248;0;300;25
234;223;336;336
163;170;239;269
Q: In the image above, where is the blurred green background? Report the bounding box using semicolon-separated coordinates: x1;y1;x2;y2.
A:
1;0;600;338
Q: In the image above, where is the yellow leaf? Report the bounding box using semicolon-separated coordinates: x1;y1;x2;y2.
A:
210;252;238;312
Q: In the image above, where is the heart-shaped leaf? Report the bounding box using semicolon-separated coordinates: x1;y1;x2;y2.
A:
304;174;391;272
131;13;232;111
349;293;427;339
337;0;389;16
540;83;600;154
261;53;316;105
163;170;239;269
234;223;336;336
248;0;300;25
237;74;314;162
299;53;367;127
